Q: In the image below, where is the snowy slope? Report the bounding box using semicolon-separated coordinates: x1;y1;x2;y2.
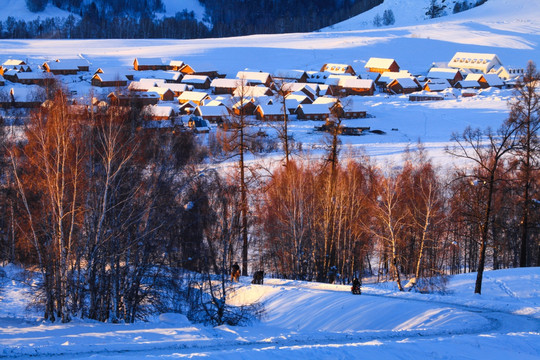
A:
0;265;539;359
0;0;74;22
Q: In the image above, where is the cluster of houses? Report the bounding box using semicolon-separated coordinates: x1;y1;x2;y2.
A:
0;52;525;132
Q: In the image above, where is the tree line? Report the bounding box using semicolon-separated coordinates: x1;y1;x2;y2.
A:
0;63;538;324
2;0;383;39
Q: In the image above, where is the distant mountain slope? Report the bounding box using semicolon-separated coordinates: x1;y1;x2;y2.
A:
324;0;488;30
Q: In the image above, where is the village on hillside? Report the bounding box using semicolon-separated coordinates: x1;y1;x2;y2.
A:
0;52;525;133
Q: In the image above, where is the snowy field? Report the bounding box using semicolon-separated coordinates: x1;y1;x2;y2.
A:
0;265;539;359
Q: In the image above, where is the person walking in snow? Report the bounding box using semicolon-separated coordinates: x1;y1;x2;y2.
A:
231;262;240;282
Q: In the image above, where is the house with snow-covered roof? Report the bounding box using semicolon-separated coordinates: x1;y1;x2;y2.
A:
233;86;273;98
338;78;375;96
178;91;209;105
194;105;230;123
387;77;421;94
54;58;90;72
142;105;176;121
464;73;504;89
254;104;286;121
427;67;463;85
448;52;503;74
43;61;79;75
128;78;166;92
211;78;246;95
147;87;175;101
182;74;211;89
320;63;356;76
296;104;332;121
91;73;128;87
236;71;273;87
306;71;331;84
169;60;195;74
133;58;168;71
454;80;481;90
365;58;400;74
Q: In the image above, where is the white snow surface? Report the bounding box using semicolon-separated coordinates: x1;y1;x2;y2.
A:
0;265;539;359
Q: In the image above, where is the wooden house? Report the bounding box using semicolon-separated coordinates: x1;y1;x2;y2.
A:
296;104;332;121
387;77;421;94
448;52;503;74
91;73;128;87
236;71;273;87
2;69;19;82
169;60;195;74
338;78;375;96
164;83;193;96
43;61;79;75
133;58;168;71
55;58;90;72
178;91;209;105
95;67;135;81
147;88;175;101
15;72;54;86
8;87;44;108
211;78;246;95
409;93;444;102
194;105;230;123
179;100;198;115
365;58;400;74
107;92;160;107
181;74;211;89
320;63;356;76
306;71;330;84
254;104;286;121
464;73;504;88
332;97;367;119
142;105;176;121
232;99;257;116
1;60;27;75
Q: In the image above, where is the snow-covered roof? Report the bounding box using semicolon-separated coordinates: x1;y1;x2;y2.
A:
340;96;367;113
448;52;502;73
456;80;480;88
147;87;174;96
93;73;126;82
182;74;209;84
44;61;79;71
312;97;338;105
389;77;420;89
427;67;460;80
142;105;174;118
164;83;192;93
424;79;450;91
55;58;90;68
16;72;50;80
196;105;229;117
256;104;284;116
128;79;166;91
138;71;181;82
285;92;311;103
233;86;272;98
135;57;164;66
365;57;397;70
3;59;25;66
169;60;184;67
482;73;504;87
178;91;209;102
306;71;330;83
339;78;374;89
273;69;307;80
211;78;245;88
298;104;332;115
236;71;271;84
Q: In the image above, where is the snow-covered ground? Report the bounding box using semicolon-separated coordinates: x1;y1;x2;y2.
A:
0;265;539;359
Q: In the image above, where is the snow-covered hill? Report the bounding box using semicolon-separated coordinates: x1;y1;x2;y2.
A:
0;265;538;359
